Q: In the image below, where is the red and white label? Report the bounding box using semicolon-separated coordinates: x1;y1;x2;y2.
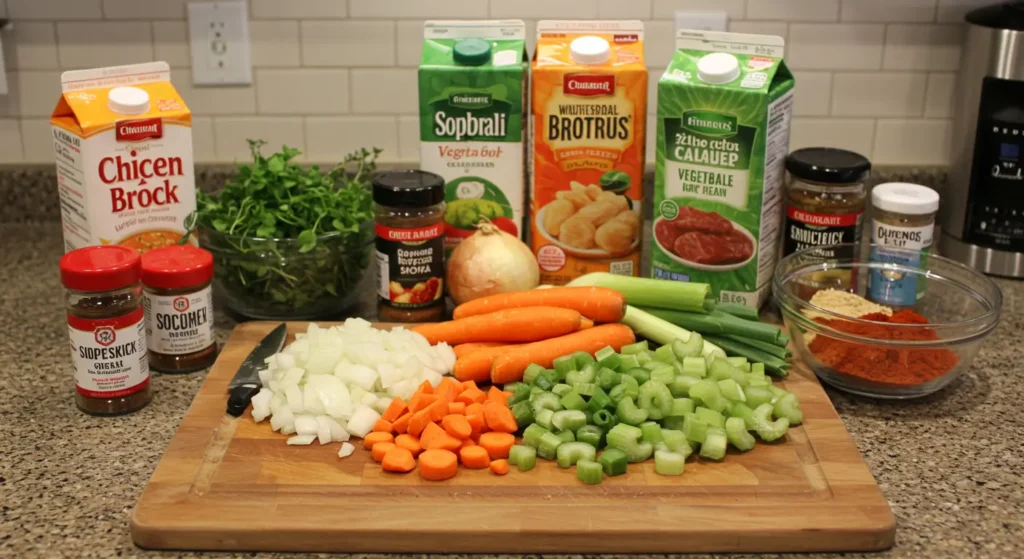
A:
786;207;862;228
375;222;445;242
116;118;163;142
613;34;639;44
144;287;215;355
537;245;567;271
564;74;615;97
67;308;149;399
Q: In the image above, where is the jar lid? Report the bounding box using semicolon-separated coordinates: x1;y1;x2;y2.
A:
570;36;611;65
453;38;491;66
60;245;141;292
871;182;940;215
140;245;214;290
697;52;740;84
786;147;872;184
373;170;445;208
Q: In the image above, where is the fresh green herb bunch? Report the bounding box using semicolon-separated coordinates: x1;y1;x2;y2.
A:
190;140;379;318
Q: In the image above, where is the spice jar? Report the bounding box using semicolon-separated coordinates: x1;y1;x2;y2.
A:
867;182;940;306
60;246;152;416
783;147;871;290
373;170;447;322
141;245;218;373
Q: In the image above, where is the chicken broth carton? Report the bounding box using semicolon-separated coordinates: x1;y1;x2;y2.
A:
51;62;195;254
419;20;528;255
530;20;647;285
652;31;794;307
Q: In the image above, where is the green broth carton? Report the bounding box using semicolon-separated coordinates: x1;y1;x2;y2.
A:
419;20;528;255
652;31;794;307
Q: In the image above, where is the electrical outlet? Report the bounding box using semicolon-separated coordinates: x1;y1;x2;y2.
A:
675;11;728;33
188;1;251;85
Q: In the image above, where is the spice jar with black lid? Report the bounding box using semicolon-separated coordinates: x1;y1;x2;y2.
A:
141;245;218;373
60;245;152;416
373;170;446;323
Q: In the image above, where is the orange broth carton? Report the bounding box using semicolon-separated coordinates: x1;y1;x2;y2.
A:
51;61;196;254
530;20;647;284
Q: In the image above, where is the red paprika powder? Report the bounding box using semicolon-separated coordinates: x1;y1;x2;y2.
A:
808;309;959;385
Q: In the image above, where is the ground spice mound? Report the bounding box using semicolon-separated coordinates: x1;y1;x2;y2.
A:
808;310;959;386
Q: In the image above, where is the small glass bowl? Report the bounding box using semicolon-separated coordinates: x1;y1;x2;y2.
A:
772;244;1002;399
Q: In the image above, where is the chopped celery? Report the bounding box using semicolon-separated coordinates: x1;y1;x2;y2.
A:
660;416;686;430
638;380;673;420
729;402;757;431
743;385;773;408
642;359;664;371
726;356;749;371
572;350;596;370
635;351;653;365
624;442;654;462
560;390;588;411
746;377;769;388
694;406;726;428
654;450;686;476
509;444;537;471
672;332;704;359
746;366;766;382
620;340;649;355
532;391;562;412
689;379;728;413
682;414;709;444
654;344;677;364
537;431;564;459
505;382;531;404
725;417;755;451
523;423;549;448
595;346;622;370
640;421;663;444
551;383;573;397
566;362;598;386
598;448;628;476
530;386;545;396
773;392;803;425
699;427;727;460
767;384;788;401
592;409;617;429
718;379;746;402
619;374;640;394
617;354;640;372
535;407;554;429
660;429;692;456
608;384;628;404
555;429;576;443
615;397;649;426
556;441;596;468
627;367;652;385
670;397;695;417
752;403;790;442
650;365;676;385
511;400;535;428
750;362;765;375
553;354;577;378
523;364;545;385
709;358;748;387
583;409;593;425
681;356;707;378
576;459;603;484
669;374;699;397
597;367;621;390
573;382;598;397
587;387;612;412
576;424;603;448
552;409;588;432
534;373;554;391
605;423;642;450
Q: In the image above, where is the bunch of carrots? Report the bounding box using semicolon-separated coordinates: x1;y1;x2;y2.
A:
363;377;519;480
411;286;637;384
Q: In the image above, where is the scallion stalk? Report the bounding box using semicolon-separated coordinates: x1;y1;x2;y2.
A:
715;302;760;322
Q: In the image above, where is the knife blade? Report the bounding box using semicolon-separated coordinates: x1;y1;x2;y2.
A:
226;323;287;417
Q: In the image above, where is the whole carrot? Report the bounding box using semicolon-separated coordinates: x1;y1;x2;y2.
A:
453;345;521;382
490;323;636;384
452;287;627;323
412;306;583;345
452;342;515;359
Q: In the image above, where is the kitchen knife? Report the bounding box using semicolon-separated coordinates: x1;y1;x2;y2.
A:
226;323;287;417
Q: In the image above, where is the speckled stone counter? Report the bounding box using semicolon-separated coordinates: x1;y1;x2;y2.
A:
2;221;1022;559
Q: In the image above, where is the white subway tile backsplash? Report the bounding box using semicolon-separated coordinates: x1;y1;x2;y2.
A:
790;117;875;155
398;116;419;160
172;73;257;115
250;21;301;67
883;24;963;71
351;69;418;114
397;21;425;67
103;0;186;20
10;23;59;70
153;21;190;68
57;22;154;69
0;73;22;117
652;0;745;19
788;24;884;70
728;21;788;39
191;116;217;162
305;116;400;162
0;120;24;163
8;0;102;20
17;71;61;118
746;0;839;22
301;21;395;67
21;118;54;163
251;0;347;19
256;69;350;114
351;0;488;18
841;0;937;23
831;72;927;117
936;0;990;23
791;71;831;116
492;0;598;19
874;119;953;164
214;117;306;161
644;21;675;68
646;117;656;163
599;0;652;19
924;73;956;118
647;67;664;115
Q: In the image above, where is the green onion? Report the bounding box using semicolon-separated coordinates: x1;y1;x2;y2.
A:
523;363;545;385
638;380;673;420
595;346;622;370
640;421;663;444
694;406;726;428
699;427;728;460
672;332;704;359
689;379;728;413
531;391;562;412
641;307;784;346
535;407;554;429
576;425;603;448
725;417;755;451
620;306;725;358
573;382;597;397
620;340;649;355
725;335;791;360
568;272;711;313
596;367;621;390
511;400;534;428
537;431;563;459
773;392;803;425
778;332;791;347
715;302;760;322
592;409;616;429
654;450;686;476
575;458;603;485
551;409;587;432
670;397;694;417
682;413;709;444
523;423;549;448
669;374;699;397
555;429;575;443
509;444;537;471
703;335;790;377
556;441;596;468
624;441;654;462
752;403;789;442
615;397;649;426
743;386;773;408
717;379;746;402
572;350;596;370
551;383;572;397
617;353;640;371
559;390;587;411
650;365;675;385
605;423;642;450
660;429;691;456
598;448;628;476
553;354;577;378
587;387;612;412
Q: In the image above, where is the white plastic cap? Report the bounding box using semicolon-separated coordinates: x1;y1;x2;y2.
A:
570;36;611;65
107;86;150;115
872;182;940;215
697;52;740;84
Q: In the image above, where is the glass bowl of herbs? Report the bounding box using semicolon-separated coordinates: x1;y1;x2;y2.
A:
188;141;378;320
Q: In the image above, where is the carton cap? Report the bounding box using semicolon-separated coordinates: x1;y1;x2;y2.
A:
697;53;740;84
108;86;150;115
570;36;610;65
453;38;491;66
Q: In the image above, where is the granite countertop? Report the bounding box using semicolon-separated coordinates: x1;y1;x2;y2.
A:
2;221;1022;559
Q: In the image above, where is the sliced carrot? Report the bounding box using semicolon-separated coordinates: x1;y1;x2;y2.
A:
453;344;520;382
478;431;515;460
489;459;510;475
415;380;434;395
420;421;446;449
461;380;479;392
483;402;518;434
372;418;393;433
490;323;636;384
465;413;486;436
381;398;408;422
434;383;457;403
363;432;394;450
456;387;487;405
391;412;412;435
427;398;449;422
409;393;438;413
395;434;422;457
381;446;416;473
459;438;476;450
486;385;510;406
418;449;459;481
437;376;464;396
424;433;462;452
407;409;432;438
453;342;509;358
371;442;396;463
448;401;467;415
465;402;483;417
411;306;584;345
452;286;627;323
441;414;472;440
459;445;492;469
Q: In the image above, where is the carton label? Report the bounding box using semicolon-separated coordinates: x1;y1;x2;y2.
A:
564;74;615;96
116;118;163;142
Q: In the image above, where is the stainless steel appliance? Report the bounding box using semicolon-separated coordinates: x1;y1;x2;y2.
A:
942;1;1024;276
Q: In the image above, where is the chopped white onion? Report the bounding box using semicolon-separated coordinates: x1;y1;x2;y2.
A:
294;414;319;437
345;405;380;438
315;416;333;445
337;441;355;458
287;434;316;445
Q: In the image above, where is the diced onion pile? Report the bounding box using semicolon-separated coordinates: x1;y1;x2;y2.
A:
250;319;456;453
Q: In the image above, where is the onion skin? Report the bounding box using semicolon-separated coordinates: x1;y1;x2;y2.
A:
446;223;539;305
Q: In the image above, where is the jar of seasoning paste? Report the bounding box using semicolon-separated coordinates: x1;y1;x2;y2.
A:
373;170;446;323
141;245;218;373
868;182;940;306
60;245;152;416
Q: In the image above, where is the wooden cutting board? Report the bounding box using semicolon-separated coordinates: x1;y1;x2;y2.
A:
131;321;894;554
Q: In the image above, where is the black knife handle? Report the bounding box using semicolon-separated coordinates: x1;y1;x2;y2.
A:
227;384;261;417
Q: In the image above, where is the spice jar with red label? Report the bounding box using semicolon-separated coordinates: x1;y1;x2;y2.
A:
373;170;447;323
60;245;152;416
141;245;218;373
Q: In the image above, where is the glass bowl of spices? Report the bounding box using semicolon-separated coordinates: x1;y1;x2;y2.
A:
773;244;1002;398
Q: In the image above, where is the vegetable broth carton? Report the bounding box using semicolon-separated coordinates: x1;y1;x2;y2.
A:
50;62;196;254
652;31;794;307
419;20;528;255
530;20;647;285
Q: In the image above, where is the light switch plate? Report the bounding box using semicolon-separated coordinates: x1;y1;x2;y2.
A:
675;11;729;33
188;1;251;86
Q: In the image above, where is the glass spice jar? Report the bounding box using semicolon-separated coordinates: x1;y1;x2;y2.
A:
373;170;447;323
59;245;152;416
868;182;940;306
141;245;218;373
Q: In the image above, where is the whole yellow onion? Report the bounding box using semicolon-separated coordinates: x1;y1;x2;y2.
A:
446;221;539;305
